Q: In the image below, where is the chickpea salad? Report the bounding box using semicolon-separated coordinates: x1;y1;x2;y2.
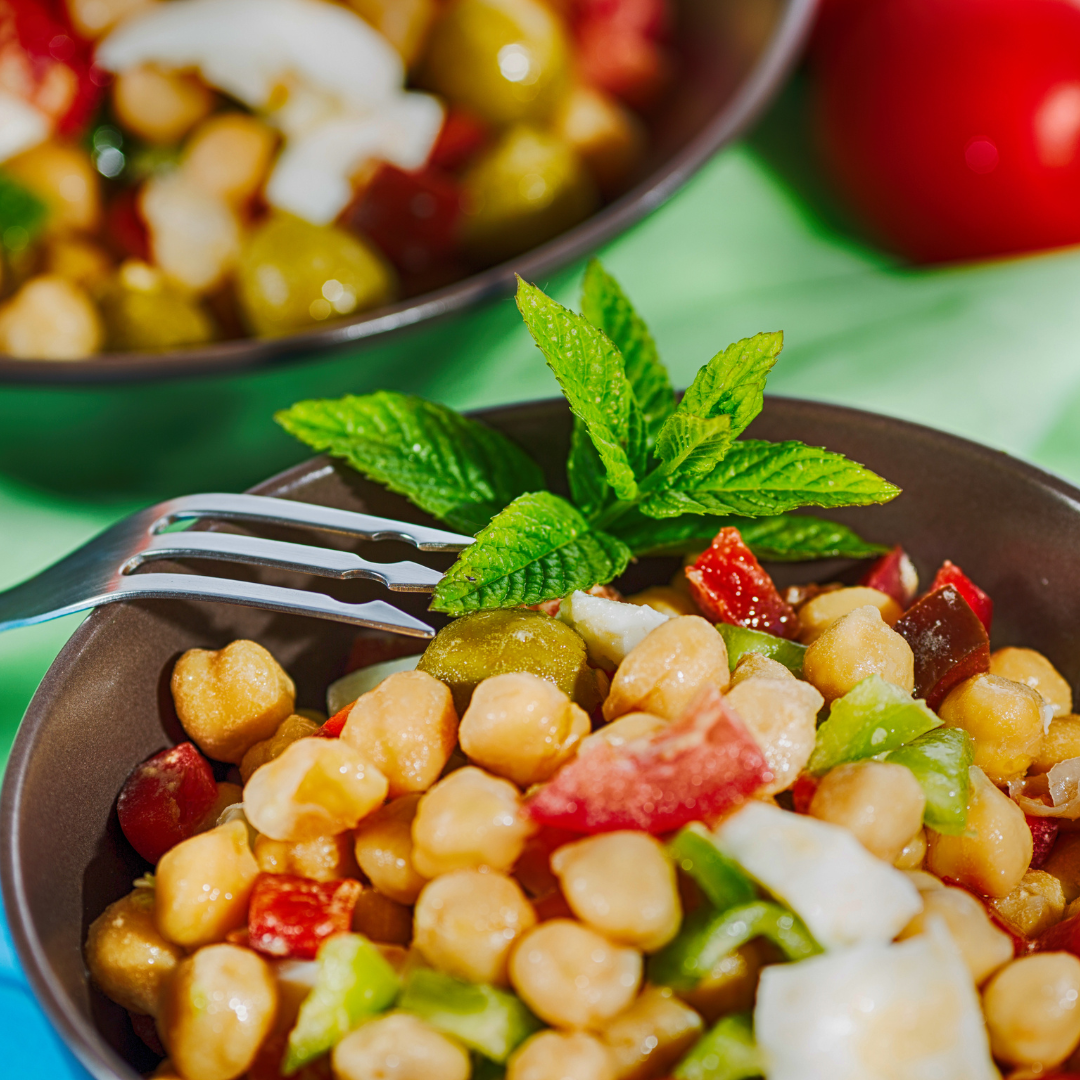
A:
0;0;671;360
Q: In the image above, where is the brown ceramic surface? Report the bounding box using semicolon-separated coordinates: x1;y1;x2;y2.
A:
6;396;1080;1078
0;0;816;386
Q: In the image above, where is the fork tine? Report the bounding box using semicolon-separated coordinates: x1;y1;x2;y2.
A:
155;494;474;551
133;532;445;591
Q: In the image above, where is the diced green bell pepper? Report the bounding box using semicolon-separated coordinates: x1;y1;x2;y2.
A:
397;967;542;1062
649;901;821;991
886;726;974;835
807;674;941;776
673;1012;764;1080
668;824;757;912
717;622;806;677
284;934;400;1074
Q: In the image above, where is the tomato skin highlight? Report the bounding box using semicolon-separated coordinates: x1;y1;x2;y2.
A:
929;560;993;634
525;683;772;834
247;873;363;960
116;742;219;864
685;527;799;639
811;0;1080;263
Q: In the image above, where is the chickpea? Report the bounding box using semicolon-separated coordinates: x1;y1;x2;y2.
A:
5;141;100;232
354;794;428;904
898;885;1013;984
240;713;320;783
939;674;1046;784
0;275;103;360
602;985;703;1080
894;828;928;870
1045;832;1080;902
159;944;276;1080
244;737;388;843
414;868;537;985
508;1030;616;1080
604;616;729;723
171;640;296;764
254;831;360;883
990;870;1066;937
411;766;534;878
925;766;1032;898
154;820;259;948
802;605;914;703
551;833;681;953
141;172;242;293
84;889;183;1016
67;0;158;39
581;712;668;754
352;888;414;946
677;941;767;1024
460;672;590;787
1033;716;1080;773
797;586;902;645
44;235;113;292
340;670;459;798
991;647;1072;716
552;84;644;196
113;65;214;145
729;653;794;687
198;781;244;834
333;1012;470;1080
983;953;1080;1068
725;674;823;795
182;113;277;206
509;919;642;1030
809;761;926;864
625;586;700;618
349;0;436;65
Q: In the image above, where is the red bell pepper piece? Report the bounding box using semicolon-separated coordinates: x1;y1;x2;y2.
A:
117;742;219;864
525;683;772;834
892;585;990;710
929;560;993;634
248;873;363;960
1027;815;1060;871
685;527;799;639
312;701;354;739
791;772;818;814
859;544;918;607
428;108;488;172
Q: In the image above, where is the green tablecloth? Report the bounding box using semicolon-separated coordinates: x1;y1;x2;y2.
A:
5;141;1080;764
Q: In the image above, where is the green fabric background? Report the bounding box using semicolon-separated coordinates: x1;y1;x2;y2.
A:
5;140;1080;765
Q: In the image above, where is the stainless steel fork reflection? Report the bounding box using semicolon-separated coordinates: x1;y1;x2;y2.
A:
0;493;474;638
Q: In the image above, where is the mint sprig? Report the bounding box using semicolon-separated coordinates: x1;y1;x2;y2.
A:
278;260;898;614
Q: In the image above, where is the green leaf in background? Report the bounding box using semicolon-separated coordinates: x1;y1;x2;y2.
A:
0;172;46;253
640;439;900;519
654;412;733;484
886;727;974;836
275;391;544;534
580;258;675;449
517;277;645;501
567;416;611;519
677;332;785;439
431;491;632;613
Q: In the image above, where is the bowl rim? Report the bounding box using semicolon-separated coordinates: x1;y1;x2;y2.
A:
0;0;818;388
6;393;1080;1080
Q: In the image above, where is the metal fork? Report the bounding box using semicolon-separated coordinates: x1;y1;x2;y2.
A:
0;493;475;639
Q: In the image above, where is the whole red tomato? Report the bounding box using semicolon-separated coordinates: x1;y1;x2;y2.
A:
811;0;1080;262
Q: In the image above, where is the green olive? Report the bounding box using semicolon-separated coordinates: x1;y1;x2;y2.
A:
99;261;215;351
236;214;396;337
417;609;603;714
420;0;570;126
461;124;597;263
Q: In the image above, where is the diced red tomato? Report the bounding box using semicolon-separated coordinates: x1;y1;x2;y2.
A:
1027;815;1060;870
345;164;462;275
685;527;799;639
525;683;772;834
1036;911;1080;956
105;187;150;262
892;585;990;709
860;545;918;607
117;742;219;864
312;701;353;739
791;772;818;814
247;874;363;960
575;20;668;108
428;108;488;173
929;560;993;633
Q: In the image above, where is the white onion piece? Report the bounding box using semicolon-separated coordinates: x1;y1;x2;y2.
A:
713;800;923;950
558;590;670;671
755;917;998;1080
326;654;420;716
0;91;49;162
1010;755;1080;818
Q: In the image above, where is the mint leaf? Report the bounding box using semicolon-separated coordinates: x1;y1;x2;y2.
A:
275;391;545;534
615;510;887;560
580;259;674;449
640;440;900;519
653;412;733;483
676;332;784;438
567;417;611;519
517;278;645;501
431;492;632;614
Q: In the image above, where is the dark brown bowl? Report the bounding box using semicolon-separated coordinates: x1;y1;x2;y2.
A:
0;0;816;387
6;395;1080;1080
